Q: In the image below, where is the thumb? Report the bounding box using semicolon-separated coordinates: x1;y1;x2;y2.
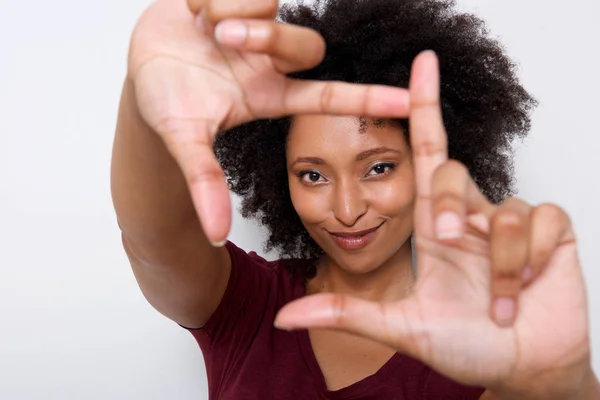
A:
161;119;232;246
274;294;423;355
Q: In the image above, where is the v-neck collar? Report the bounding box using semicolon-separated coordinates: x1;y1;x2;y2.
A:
292;277;406;399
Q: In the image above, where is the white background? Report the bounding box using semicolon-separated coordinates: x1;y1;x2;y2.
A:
1;0;598;398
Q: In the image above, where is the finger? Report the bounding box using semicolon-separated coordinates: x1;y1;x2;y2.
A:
432;161;494;242
489;197;532;327
409;51;448;239
191;0;278;38
274;294;421;357
188;0;278;20
187;0;206;15
214;19;326;73
282;79;410;118
527;203;575;284
159;118;232;246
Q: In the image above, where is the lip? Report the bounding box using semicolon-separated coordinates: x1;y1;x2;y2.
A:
328;222;385;251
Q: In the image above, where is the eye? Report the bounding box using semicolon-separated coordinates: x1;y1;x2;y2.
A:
367;162;396;177
299;171;326;184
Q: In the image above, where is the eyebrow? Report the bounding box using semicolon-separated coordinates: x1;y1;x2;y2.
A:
291;147;402;166
355;147;402;161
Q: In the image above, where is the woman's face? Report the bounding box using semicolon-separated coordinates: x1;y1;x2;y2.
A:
287;115;415;274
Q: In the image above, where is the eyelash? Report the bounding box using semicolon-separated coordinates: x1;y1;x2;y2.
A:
297;162;397;185
366;162;396;177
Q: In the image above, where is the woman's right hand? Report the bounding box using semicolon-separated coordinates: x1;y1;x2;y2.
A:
127;0;410;245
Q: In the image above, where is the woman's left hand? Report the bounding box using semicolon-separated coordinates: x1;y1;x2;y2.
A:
274;51;595;398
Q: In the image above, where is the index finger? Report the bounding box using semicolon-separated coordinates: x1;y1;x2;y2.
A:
187;0;278;20
188;0;279;38
409;51;449;238
159;118;232;246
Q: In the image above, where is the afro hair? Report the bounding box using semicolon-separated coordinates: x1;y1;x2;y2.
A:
214;0;537;275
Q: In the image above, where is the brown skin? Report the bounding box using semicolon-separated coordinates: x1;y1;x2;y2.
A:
277;53;600;399
114;0;599;397
113;0;409;330
287;116;417;389
111;77;231;330
287;116;415;290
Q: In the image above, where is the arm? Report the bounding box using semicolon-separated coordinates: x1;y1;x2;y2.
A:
480;369;600;400
110;77;230;329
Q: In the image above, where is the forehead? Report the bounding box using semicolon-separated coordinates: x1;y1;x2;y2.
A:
286;115;407;156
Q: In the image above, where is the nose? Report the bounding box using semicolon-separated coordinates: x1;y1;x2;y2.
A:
332;180;368;227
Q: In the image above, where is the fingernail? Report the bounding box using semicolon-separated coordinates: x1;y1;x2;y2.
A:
273;310;296;331
210;240;227;248
493;297;515;327
436;211;462;239
522;266;533;283
273;319;294;331
215;21;248;45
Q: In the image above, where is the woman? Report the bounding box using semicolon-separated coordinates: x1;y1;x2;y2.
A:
111;0;600;398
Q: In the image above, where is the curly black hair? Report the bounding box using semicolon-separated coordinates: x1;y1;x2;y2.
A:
214;0;537;272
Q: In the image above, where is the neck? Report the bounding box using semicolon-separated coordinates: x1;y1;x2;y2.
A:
308;241;415;302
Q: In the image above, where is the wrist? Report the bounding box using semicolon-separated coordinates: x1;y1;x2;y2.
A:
486;366;599;400
580;369;600;400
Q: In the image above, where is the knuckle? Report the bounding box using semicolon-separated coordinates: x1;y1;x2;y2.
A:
492;210;525;229
187;0;204;14
155;116;215;145
443;159;467;172
530;245;551;267
259;23;279;51
537;202;568;223
253;0;279;13
492;281;520;297
449;160;469;176
492;269;522;295
493;268;521;280
362;86;372;115
320;83;336;113
412;141;446;157
332;295;348;326
413;239;428;255
303;32;326;67
155;117;224;186
504;196;528;207
264;0;280;15
154;116;187;139
433;160;468;181
209;0;278;19
187;165;225;185
434;193;464;212
431;161;469;210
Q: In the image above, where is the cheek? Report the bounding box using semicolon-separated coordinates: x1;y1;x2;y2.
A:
371;168;416;216
289;180;329;225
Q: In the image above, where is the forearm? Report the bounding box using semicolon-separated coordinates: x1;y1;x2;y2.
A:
110;77;199;244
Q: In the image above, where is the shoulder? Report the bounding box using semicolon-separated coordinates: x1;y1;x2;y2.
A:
213;241;311;313
186;241;307;347
225;241;311;289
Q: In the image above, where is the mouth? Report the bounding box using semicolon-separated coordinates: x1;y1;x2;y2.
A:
328;221;385;251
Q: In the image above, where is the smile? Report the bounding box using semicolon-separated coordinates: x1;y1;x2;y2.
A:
328;222;385;251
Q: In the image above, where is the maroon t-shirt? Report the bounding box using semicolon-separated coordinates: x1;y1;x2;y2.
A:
185;242;485;399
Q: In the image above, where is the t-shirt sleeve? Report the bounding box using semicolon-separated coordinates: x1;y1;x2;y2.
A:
183;241;275;350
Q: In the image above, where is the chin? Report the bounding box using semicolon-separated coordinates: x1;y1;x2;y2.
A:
330;249;388;276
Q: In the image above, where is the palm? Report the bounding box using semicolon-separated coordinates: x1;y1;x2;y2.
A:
129;0;410;244
129;1;288;135
275;52;591;391
407;233;587;386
